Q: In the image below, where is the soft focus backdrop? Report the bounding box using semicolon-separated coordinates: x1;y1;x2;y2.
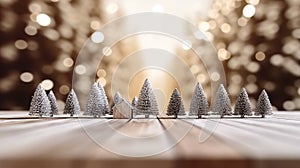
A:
0;0;299;111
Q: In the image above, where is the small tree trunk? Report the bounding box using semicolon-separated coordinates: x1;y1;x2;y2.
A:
175;114;177;119
220;114;224;118
262;114;265;118
241;114;244;118
70;114;73;117
198;114;202;119
145;114;149;118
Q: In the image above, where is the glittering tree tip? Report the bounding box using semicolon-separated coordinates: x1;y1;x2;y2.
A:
234;88;252;118
255;89;272;118
48;90;59;117
189;82;209;118
63;89;80;117
85;83;107;118
29;83;51;117
212;84;232;118
136;79;159;118
167;88;184;118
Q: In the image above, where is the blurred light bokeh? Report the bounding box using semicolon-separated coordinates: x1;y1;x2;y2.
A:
0;0;299;111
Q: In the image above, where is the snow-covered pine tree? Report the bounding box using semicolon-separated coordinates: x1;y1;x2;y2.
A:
48;90;59;117
64;89;80;117
29;84;51;117
189;83;209;118
111;92;122;108
178;99;186;116
97;82;110;114
136;79;152;118
150;90;159;115
167;89;182;118
212;84;232;118
255;90;272;118
86;83;105;117
234;88;252;118
131;97;138;107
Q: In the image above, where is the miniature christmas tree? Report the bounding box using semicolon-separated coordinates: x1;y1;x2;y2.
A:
85;83;105;117
150;90;159;115
234;88;252;118
189;83;209;118
212;84;232;118
131;97;138;107
167;89;182;118
48;90;59;117
255;90;272;118
111;92;122;108
29;84;51;117
97;82;110;114
136;79;152;118
178;99;186;116
64;89;80;117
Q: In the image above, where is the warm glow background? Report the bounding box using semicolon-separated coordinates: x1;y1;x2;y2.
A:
0;0;299;111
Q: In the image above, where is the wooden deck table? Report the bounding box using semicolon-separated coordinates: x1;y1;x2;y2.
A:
0;111;299;168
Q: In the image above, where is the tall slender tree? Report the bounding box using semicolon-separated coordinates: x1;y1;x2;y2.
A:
97;82;110;114
131;97;138;107
48;90;59;117
255;90;272;118
111;92;122;108
137;79;156;118
212;84;232;118
64;89;80;117
234;88;252;118
86;83;105;117
29;84;51;117
178;99;186;116
189;83;209;118
167;89;182;118
150;90;159;115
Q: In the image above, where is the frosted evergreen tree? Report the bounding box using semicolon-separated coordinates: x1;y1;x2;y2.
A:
97;82;110;114
166;89;182;118
136;79;152;118
29;84;51;117
131;97;138;107
150;90;159;115
64;89;80;117
178;99;186;116
255;90;272;118
212;84;232;118
86;83;105;117
189;83;209;118
48;90;59;117
111;92;122;108
234;88;252;118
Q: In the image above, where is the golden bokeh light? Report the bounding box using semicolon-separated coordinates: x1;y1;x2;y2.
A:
36;13;51;26
59;85;70;95
15;40;28;50
243;4;256;18
63;58;74;68
97;69;107;77
20;72;34;83
255;51;266;61
41;79;54;90
220;23;231;33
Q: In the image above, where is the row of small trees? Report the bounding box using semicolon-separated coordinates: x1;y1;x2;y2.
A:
165;83;272;118
29;84;81;117
29;79;272;118
30;82;110;117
